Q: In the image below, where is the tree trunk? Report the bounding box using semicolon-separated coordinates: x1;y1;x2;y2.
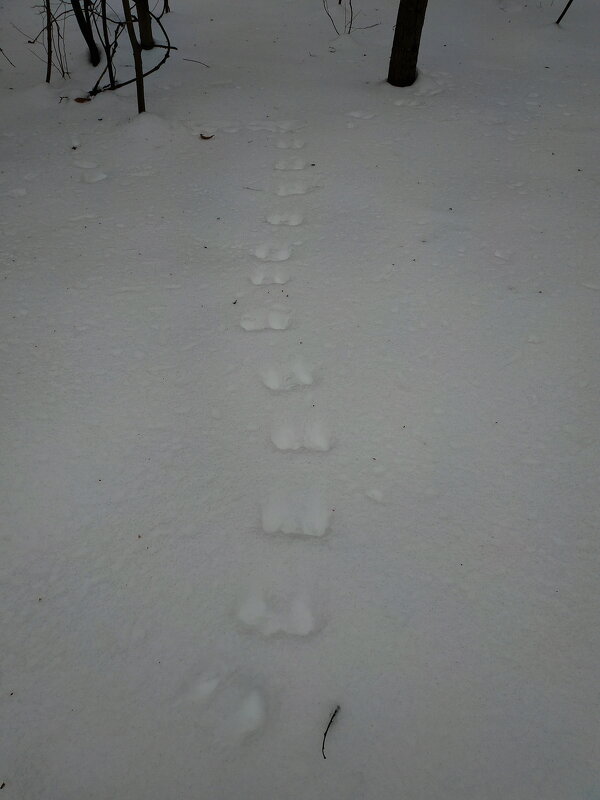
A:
45;0;52;82
71;0;101;66
387;0;428;87
556;0;575;24
136;0;155;50
122;0;146;112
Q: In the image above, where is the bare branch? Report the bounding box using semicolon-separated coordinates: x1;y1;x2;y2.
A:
0;46;16;67
322;0;340;35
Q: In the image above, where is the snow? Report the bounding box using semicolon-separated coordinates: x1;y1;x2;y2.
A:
1;0;599;797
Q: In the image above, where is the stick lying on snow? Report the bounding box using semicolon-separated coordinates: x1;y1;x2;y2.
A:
322;705;340;760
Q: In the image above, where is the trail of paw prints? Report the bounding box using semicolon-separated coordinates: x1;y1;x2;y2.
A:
214;118;322;727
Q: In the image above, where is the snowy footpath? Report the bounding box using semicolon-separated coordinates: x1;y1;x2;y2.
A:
1;0;599;798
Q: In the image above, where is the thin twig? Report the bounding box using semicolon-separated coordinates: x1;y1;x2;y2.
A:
322;0;339;35
322;705;340;760
0;47;16;67
90;23;125;95
183;57;209;66
99;0;116;88
91;9;172;96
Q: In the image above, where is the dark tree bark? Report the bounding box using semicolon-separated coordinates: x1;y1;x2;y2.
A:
122;0;146;112
556;0;575;24
45;0;52;82
71;0;101;66
136;0;155;50
387;0;429;87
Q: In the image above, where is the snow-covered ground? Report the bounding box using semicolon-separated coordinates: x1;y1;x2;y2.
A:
1;0;599;797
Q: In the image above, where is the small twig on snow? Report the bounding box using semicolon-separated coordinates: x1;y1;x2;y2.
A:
0;47;16;67
183;57;209;66
322;705;340;760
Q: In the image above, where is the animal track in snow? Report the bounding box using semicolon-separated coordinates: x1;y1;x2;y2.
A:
347;110;377;120
234;690;267;737
260;358;313;391
237;590;316;637
266;211;304;226
276;181;314;197
250;264;290;286
81;168;107;183
191;121;241;136
74;158;99;169
276;137;305;149
183;674;222;704
253;242;291;261
241;307;291;331
393;71;451;107
248;119;303;133
274;156;307;171
366;488;384;503
178;671;267;740
270;419;332;451
261;488;333;537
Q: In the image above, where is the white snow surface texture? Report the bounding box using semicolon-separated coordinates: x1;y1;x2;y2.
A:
1;0;599;798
